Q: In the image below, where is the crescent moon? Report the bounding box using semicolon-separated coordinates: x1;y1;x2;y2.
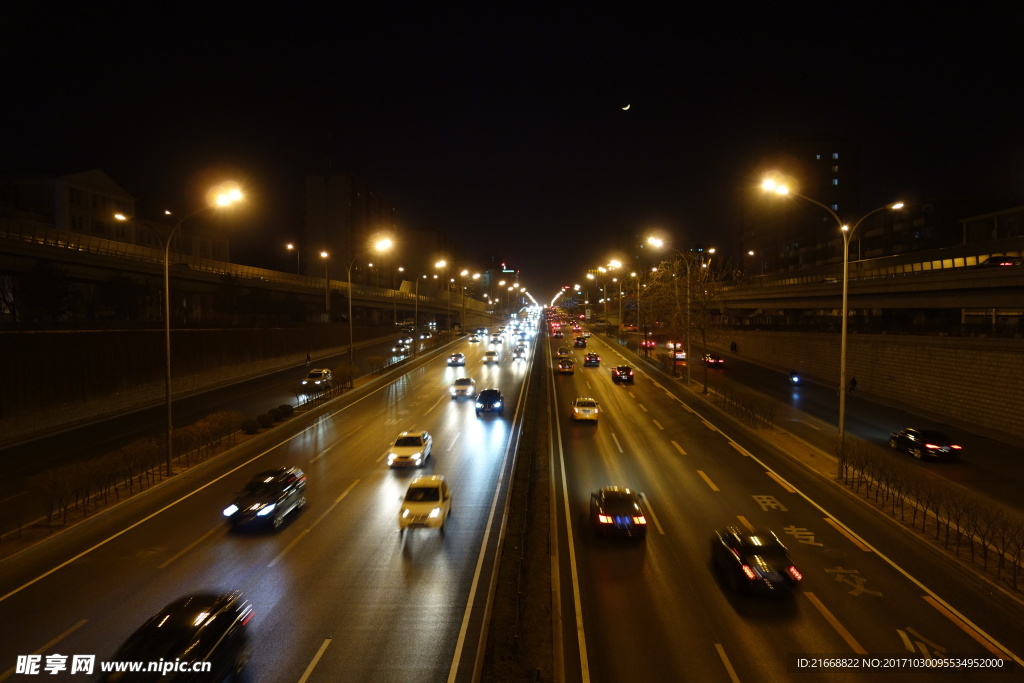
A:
622;104;631;110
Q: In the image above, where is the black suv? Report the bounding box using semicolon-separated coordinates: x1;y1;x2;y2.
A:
889;428;962;460
224;467;307;530
475;388;504;416
101;592;253;681
573;336;587;348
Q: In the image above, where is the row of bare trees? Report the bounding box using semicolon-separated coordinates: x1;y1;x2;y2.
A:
840;437;1024;590
22;410;243;533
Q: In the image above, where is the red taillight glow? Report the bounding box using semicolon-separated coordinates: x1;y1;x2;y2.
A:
741;565;757;580
950;444;962;450
925;443;941;450
632;515;647;525
598;514;613;524
787;566;803;581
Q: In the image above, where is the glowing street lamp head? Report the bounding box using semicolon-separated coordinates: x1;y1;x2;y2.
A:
210;182;244;207
435;260;447;268
891;202;904;210
320;250;329;259
761;177;790;195
647;236;664;248
608;259;622;269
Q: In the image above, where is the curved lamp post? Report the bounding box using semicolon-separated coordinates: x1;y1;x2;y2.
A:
120;184;243;476
346;238;392;384
763;177;902;476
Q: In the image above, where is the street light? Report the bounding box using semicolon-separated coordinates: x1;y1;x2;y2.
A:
319;251;330;316
346;238;393;384
412;260;445;357
763;176;903;476
120;183;243;476
286;243;300;274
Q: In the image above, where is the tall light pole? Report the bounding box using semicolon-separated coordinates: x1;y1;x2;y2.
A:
412;260;445;356
320;251;330;317
121;184;243;476
763;176;903;476
286;243;301;274
346;238;393;384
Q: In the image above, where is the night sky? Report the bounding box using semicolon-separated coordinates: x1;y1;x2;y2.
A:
4;5;1023;298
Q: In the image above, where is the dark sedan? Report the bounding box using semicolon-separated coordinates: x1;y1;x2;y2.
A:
475;388;504;416
889;428;962;460
590;486;647;538
100;592;253;681
711;527;802;595
223;467;307;530
611;365;634;383
583;352;601;366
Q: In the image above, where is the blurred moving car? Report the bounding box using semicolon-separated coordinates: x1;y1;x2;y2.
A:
483;350;500;364
555;346;571;357
100;592;253;682
583;352;601;366
703;353;725;367
476;388;504;416
571;397;600;421
468;334;481;342
611;365;634;383
640;339;656;348
449;377;477;399
447;352;466;366
711;527;802;595
556;358;575;374
574;336;587;348
590;486;646;538
301;369;333;392
889;428;962;460
392;342;412;355
387;429;433;468
398;475;452;532
490;335;503;344
223;467;307;530
512;347;527;361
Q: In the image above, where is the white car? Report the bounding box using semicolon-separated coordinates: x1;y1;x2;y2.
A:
398;475;452;531
483;350;500;364
387;430;433;468
571;397;600;421
450;377;477;399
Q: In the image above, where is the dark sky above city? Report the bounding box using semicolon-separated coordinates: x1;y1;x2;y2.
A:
4;5;1023;299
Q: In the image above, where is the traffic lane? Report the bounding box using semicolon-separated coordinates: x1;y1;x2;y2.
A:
555;381;858;682
619;369;1023;659
0;344;527;679
560;360;1021;679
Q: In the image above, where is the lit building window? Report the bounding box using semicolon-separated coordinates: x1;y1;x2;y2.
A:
832;179;839;185
832;152;839;159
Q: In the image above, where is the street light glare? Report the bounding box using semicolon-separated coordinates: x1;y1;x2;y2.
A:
320;250;329;258
892;202;905;210
647;237;664;248
375;238;393;251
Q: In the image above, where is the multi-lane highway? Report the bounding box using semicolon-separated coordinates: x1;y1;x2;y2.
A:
0;324;537;681
546;327;1023;682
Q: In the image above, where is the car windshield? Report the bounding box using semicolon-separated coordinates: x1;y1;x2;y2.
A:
394;436;423;447
601;491;639;514
739;538;787;558
455;379;473;386
576;400;596;408
306;372;325;380
240;480;282;497
480;391;499;400
406;487;440;502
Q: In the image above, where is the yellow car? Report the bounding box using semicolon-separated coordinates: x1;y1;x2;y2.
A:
557;359;575;374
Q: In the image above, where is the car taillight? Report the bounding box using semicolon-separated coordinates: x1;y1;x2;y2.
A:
598;514;613;524
925;443;941;450
787;566;803;581
950;444;962;450
741;565;757;580
632;515;646;525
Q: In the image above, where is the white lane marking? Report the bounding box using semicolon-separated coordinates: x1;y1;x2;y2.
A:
804;592;867;654
714;643;741;683
737;515;755;532
728;441;752;457
0;490;27;504
639;492;665;535
766;471;795;494
671;440;687;456
822;517;871;552
447;431;462;451
652;419;664;431
269;479;360;568
697;470;720;492
701;419;717;432
297;638;332;683
639;404;648;413
0;619;88;683
159;524;221;569
424;394;446;415
611;432;624;454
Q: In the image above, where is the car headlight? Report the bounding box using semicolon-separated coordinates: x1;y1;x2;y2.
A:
301;380;308;385
475;401;483;407
223;504;239;517
429;507;441;518
401;508;410;518
256;503;277;517
493;401;502;408
387;453;397;463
